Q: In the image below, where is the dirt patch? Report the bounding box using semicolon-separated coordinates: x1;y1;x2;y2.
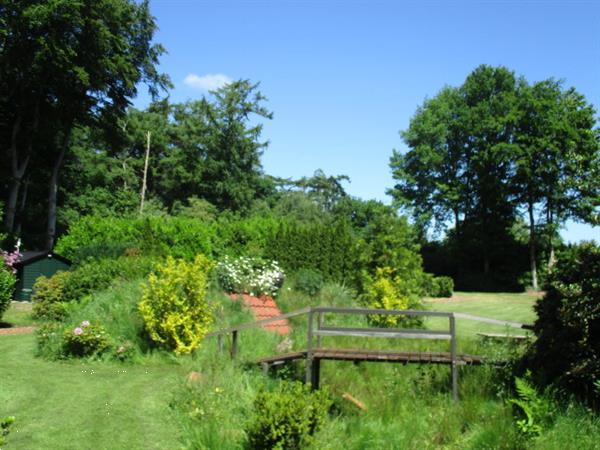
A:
0;326;36;336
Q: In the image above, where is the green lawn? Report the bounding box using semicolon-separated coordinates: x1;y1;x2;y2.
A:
424;291;539;340
1;302;37;327
0;291;542;449
0;333;190;449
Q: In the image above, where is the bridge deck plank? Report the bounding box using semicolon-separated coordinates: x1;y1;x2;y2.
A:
256;348;484;366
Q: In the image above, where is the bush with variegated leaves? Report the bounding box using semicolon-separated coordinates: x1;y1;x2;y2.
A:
139;255;214;355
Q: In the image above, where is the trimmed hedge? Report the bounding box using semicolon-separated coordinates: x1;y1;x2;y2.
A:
266;220;358;284
55;216;215;263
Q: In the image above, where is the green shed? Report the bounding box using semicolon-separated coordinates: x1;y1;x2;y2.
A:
13;251;71;301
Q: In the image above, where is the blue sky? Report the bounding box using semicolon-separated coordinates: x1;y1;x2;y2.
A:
135;0;599;243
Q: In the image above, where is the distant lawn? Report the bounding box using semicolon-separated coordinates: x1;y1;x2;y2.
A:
424;291;540;342
0;333;190;449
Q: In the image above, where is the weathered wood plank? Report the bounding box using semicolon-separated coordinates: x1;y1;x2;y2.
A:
256;348;485;366
477;332;529;340
316;326;452;340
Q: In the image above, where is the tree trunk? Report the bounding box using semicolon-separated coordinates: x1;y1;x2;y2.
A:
528;201;538;291
14;175;30;237
139;131;151;214
547;206;557;270
3;113;26;233
453;209;460;234
45;126;72;251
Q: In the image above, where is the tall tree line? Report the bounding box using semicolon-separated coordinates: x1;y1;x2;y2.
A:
390;65;599;290
0;0;167;249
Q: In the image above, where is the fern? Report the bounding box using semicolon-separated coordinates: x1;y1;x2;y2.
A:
508;373;555;437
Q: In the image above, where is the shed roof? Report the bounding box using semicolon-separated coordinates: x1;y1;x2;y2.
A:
14;251;72;268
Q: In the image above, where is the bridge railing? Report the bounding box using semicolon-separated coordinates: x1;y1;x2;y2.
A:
206;307;461;398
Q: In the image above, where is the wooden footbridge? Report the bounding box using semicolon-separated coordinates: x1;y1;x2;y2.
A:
206;307;531;400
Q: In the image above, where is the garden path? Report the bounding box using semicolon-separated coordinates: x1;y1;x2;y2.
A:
229;293;290;334
0;326;36;335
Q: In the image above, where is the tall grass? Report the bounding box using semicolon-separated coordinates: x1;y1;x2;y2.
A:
14;277;597;449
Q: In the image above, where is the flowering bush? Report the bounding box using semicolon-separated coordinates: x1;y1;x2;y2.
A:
62;320;111;357
139;255;214;355
1;248;21;274
114;340;135;361
216;256;285;297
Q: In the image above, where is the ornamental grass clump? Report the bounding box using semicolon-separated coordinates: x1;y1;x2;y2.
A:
62;320;111;357
216;255;285;297
139;255;214;355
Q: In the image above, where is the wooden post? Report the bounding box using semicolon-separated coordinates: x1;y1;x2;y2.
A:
316;312;323;348
217;334;224;355
305;310;314;386
311;358;321;389
139;130;151;214
231;330;238;359
450;314;458;401
261;362;270;376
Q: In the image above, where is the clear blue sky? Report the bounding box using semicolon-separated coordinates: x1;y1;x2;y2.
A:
135;0;599;243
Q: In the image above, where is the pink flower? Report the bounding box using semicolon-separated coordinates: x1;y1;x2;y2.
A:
81;321;90;328
73;327;83;336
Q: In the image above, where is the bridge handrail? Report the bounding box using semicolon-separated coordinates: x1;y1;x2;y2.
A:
206;306;456;337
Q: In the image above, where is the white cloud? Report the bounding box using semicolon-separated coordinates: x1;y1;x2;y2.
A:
183;73;232;90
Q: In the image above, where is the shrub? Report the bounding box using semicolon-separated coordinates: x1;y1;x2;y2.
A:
216;255;285;297
293;269;324;296
0;416;15;447
246;381;331;450
139;255;214;355
433;276;454;298
360;267;423;328
31;271;71;321
61;256;157;303
212;215;282;258
55;215;215;263
525;242;600;405
423;275;454;298
0;268;16;320
1;247;20;273
31;256;156;317
266;220;358;284
62;321;111;357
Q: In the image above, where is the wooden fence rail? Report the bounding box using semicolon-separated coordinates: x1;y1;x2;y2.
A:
205;306;532;400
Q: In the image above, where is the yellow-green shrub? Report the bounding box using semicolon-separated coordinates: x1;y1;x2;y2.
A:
361;267;423;327
138;255;214;355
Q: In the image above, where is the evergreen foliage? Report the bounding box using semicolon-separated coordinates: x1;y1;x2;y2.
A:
266;220;358;284
526;242;600;405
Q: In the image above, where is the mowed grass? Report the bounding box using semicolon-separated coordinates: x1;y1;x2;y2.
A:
1;301;37;327
0;332;191;449
424;291;539;342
